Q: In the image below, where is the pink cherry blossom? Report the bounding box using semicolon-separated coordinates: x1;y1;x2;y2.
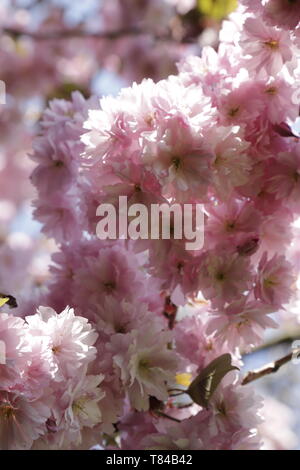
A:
25;306;98;381
197;249;253;307
0;390;51;450
2;0;300;450
111;324;178;411
263;0;300;29
0;313;26;389
267;147;300;209
206;298;277;350
255;252;295;307
240;17;294;75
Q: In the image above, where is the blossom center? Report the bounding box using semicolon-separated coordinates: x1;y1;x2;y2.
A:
145;113;155;126
265;86;277;95
228;107;240;117
139;358;150;370
225;221;236;231
54;160;64;168
52;345;61;354
263;276;278;288
172;157;182;170
115;323;128;334
177;261;184;273
72;396;89;417
216;401;227;416
103;281;116;291
0;403;15;420
263;39;279;50
214;154;223;167
216;271;225;281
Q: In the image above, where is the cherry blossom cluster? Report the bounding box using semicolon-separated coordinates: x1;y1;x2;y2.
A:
0;0;200;101
0;0;199;268
0;306;101;449
0;0;218;313
1;0;300;450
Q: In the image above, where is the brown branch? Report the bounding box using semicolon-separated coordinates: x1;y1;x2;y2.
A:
242;347;300;385
244;328;300;355
2;26;192;43
156;411;181;423
2;26;142;40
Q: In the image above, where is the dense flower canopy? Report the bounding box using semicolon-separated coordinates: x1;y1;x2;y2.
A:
0;0;300;450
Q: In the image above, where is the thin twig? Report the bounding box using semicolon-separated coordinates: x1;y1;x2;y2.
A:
168;388;185;394
242;347;300;385
2;26;142;40
243;329;300;355
156;411;181;423
2;26;192;43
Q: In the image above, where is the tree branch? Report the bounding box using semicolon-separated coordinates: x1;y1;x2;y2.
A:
244;328;300;355
2;26;142;40
2;26;192;43
242;347;300;385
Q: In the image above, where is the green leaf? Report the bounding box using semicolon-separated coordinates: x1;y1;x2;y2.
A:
0;293;18;309
0;297;8;308
187;353;239;408
197;0;238;20
47;82;90;102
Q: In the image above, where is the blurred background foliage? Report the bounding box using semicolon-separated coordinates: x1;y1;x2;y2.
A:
0;0;299;450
